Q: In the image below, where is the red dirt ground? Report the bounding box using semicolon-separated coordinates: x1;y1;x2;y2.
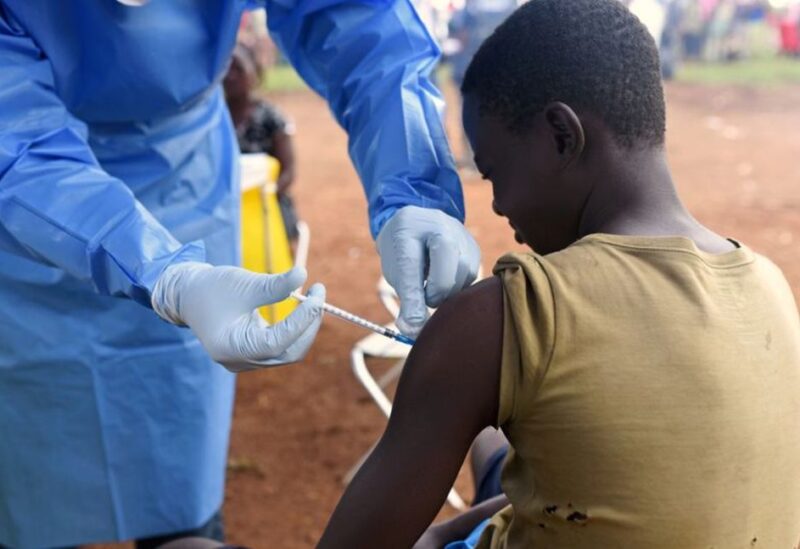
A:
92;82;800;549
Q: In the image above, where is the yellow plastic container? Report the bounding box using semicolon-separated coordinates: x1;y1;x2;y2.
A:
240;154;296;323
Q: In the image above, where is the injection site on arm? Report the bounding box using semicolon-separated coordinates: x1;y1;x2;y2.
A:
317;277;504;548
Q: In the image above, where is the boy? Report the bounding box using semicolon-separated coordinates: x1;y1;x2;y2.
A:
317;0;800;547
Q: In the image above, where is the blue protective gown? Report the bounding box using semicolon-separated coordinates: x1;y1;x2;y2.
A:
0;0;462;547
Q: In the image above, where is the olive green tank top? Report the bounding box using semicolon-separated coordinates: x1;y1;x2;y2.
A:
478;234;800;548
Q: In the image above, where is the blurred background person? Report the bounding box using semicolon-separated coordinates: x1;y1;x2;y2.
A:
777;0;800;55
224;42;300;247
706;0;744;60
659;0;687;78
680;0;708;58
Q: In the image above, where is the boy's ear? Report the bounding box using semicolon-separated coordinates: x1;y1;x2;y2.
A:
543;102;585;168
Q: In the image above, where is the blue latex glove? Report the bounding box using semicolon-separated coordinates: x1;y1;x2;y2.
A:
152;263;325;372
377;206;480;336
266;0;479;334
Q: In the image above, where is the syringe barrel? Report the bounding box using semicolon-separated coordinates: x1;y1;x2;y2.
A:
291;291;414;345
292;292;388;335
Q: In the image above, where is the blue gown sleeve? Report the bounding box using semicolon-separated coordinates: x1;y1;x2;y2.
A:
0;7;205;306
265;0;465;238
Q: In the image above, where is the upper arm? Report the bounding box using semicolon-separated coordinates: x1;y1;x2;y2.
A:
388;276;504;446
318;276;504;549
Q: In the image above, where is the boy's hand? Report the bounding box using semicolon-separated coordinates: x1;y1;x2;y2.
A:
377;206;481;336
151;262;325;372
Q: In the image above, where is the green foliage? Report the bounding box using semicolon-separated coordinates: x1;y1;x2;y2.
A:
676;57;800;87
261;64;307;93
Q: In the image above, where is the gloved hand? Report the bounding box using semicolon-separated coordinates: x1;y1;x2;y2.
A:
376;206;481;337
151;262;325;372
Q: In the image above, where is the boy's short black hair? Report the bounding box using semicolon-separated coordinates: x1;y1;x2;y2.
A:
461;0;666;148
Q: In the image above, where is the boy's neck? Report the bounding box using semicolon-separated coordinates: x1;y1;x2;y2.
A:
578;147;734;254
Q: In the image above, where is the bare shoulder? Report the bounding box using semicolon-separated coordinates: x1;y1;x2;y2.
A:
395;276;504;429
430;276;503;330
414;276;504;356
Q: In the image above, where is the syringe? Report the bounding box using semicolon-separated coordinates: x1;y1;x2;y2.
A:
291;291;416;346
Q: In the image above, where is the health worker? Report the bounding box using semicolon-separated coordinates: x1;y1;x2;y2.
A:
0;1;480;547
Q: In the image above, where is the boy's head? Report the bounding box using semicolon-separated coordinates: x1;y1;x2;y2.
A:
461;0;666;254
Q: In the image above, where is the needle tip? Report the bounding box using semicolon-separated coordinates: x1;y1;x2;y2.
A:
394;334;416;346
